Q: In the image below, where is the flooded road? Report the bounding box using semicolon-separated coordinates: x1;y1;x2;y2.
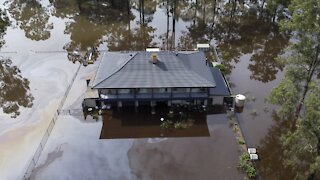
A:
0;0;292;179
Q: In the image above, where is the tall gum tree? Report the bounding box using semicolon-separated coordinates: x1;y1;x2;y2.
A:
268;0;320;178
269;0;320;129
281;82;320;179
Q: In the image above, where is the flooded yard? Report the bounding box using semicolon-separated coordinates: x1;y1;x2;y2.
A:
0;0;292;179
100;106;210;139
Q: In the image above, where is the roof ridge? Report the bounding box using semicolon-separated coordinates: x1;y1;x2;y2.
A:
93;52;137;88
88;52;105;87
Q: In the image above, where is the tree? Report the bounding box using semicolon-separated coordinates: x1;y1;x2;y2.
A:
267;0;320;178
281;83;320;179
269;0;320;128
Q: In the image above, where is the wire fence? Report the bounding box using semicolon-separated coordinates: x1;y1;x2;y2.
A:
23;63;81;180
34;50;68;54
58;109;84;116
0;51;18;54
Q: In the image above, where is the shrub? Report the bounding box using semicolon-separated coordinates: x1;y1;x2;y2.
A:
233;126;239;133
174;122;183;129
251;109;257;116
237;138;245;145
160;120;173;129
239;153;256;178
214;64;226;75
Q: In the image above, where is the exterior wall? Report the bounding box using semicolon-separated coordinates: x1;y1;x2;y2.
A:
171;100;190;105
212;96;224;105
84;99;97;107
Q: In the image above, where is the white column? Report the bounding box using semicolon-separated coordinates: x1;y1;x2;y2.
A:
117;101;122;108
151;101;156;114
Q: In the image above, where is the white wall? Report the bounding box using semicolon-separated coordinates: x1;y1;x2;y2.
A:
212;96;224;105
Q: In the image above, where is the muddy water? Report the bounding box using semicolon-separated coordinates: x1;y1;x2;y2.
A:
128;115;245;180
0;0;291;179
100;106;210;139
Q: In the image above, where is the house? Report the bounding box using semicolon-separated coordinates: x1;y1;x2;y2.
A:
83;50;231;110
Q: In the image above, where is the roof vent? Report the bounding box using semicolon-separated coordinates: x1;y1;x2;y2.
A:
151;53;158;64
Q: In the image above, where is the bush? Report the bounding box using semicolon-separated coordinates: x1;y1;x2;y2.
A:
251;109;257;116
160;120;173;129
237;138;245;145
214;64;226;75
174;122;183;129
239;153;256;178
233;126;239;133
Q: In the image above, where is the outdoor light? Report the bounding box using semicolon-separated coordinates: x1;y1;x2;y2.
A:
160;118;164;122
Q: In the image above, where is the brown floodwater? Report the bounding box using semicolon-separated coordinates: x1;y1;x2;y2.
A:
0;0;293;179
100;106;211;139
127;114;245;180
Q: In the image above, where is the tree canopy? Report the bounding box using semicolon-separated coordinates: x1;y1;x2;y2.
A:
268;0;320;178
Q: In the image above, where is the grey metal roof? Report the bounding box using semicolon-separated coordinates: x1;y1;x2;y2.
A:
178;52;215;83
179;52;230;96
92;51;216;89
91;52;137;87
209;68;231;96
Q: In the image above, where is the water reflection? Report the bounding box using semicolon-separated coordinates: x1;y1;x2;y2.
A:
51;0;142;62
107;0;156;51
50;0;78;18
0;9;8;47
214;8;289;81
100;105;210;139
6;0;289;76
0;58;34;118
57;1;113;63
248;33;288;83
256;112;295;179
0;9;34;118
176;1;215;50
8;0;53;41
